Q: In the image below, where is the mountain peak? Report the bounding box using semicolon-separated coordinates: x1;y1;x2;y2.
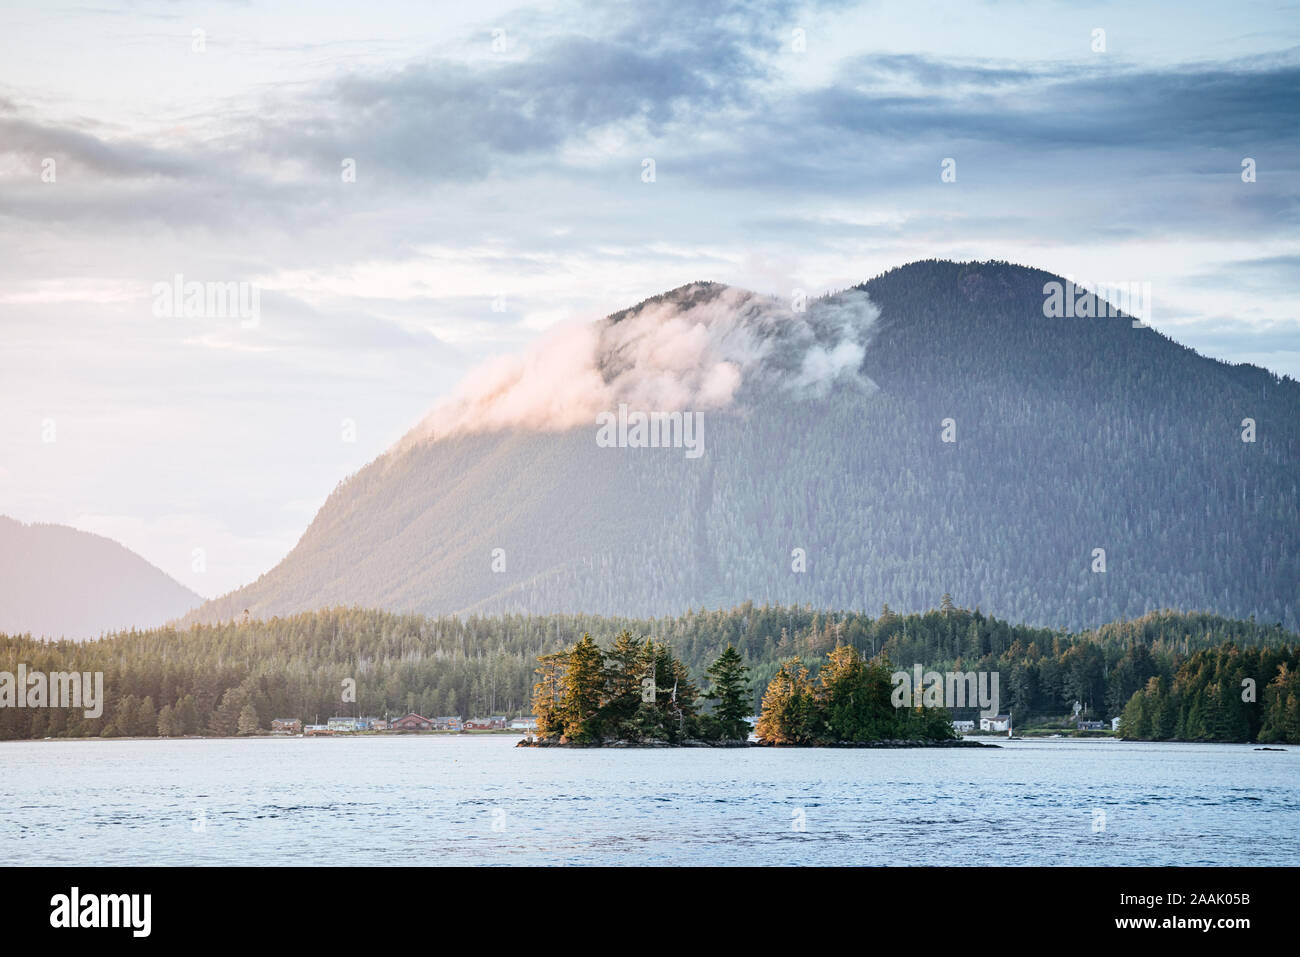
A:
607;280;729;324
186;259;1300;632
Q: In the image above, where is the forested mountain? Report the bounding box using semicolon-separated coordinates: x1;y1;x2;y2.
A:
2;603;1293;741
0;516;201;639
186;260;1300;630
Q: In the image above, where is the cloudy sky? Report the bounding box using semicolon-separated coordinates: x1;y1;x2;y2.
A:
2;0;1298;599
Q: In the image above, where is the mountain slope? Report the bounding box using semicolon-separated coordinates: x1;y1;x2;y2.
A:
188;260;1300;630
0;516;202;639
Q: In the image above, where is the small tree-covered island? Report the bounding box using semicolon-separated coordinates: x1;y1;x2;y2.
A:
521;631;977;747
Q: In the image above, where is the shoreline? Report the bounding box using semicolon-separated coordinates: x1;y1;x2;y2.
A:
1;735;1281;748
517;738;1000;749
0;730;525;744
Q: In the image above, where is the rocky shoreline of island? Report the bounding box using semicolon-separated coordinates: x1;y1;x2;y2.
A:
517;737;999;749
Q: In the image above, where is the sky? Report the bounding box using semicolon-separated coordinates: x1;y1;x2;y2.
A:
1;0;1298;599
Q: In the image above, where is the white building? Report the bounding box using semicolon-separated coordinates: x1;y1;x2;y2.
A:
980;714;1011;732
508;717;538;731
952;720;976;733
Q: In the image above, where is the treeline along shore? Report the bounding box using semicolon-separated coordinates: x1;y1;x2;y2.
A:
0;601;1297;744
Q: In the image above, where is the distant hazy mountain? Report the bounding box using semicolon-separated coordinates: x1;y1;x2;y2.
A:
0;516;201;639
188;260;1300;630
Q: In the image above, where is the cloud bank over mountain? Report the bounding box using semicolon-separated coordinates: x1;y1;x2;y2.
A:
399;285;880;446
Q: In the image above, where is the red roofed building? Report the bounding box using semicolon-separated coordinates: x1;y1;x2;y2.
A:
389;713;434;731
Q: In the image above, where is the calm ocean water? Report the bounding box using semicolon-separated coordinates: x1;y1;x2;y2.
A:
1;736;1295;866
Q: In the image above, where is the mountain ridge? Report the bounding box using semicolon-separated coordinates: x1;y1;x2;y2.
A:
0;515;202;639
183;258;1300;631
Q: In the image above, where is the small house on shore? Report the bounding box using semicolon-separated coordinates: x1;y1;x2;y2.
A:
980;714;1011;732
271;718;302;735
390;713;434;731
434;716;463;731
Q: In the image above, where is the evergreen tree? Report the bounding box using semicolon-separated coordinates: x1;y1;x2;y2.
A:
531;651;567;738
645;641;699;742
109;694;137;737
136;696;157;737
704;645;751;741
175;695;198;736
157;703;175;737
815;645;878;741
559;634;605;742
209;686;248;737
236;701;260;736
755;658;814;745
603;631;649;737
1118;690;1143;740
